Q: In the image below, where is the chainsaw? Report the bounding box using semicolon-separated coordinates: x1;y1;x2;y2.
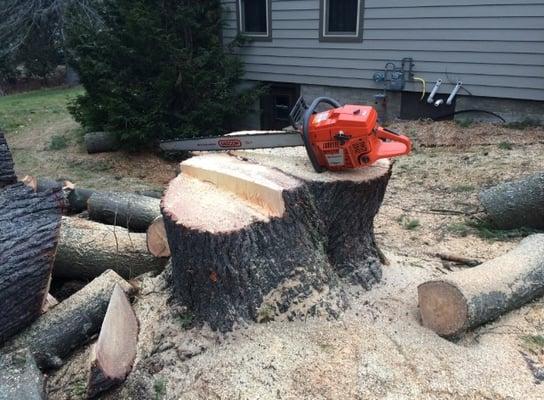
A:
160;96;412;173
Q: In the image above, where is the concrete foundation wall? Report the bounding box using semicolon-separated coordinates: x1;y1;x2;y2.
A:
240;83;543;130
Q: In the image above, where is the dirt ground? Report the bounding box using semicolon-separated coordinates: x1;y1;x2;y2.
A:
41;120;544;400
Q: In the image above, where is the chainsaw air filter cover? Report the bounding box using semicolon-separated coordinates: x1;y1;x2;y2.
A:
308;105;411;171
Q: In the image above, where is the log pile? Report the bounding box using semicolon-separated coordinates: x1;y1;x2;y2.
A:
162;150;391;331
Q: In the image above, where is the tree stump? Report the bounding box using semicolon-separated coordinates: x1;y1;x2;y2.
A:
162;149;392;331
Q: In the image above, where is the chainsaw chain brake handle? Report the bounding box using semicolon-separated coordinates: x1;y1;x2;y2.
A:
302;96;342;173
373;127;412;161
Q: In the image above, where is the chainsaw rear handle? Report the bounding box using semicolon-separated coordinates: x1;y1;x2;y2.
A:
303;96;342;173
374;127;412;159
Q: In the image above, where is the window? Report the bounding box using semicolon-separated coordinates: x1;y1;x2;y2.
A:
320;0;364;42
238;0;271;40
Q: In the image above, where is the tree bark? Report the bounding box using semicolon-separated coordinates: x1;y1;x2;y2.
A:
418;234;544;338
66;187;96;214
54;216;168;280
86;284;138;398
0;182;63;345
3;270;135;370
0;131;16;188
480;172;544;229
84;132;120;154
146;216;170;258
88;192;161;232
162;151;391;331
0;349;46;400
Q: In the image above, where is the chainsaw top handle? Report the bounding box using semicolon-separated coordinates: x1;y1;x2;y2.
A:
302;96;342;173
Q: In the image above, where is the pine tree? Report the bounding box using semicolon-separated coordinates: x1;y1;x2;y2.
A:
67;0;258;148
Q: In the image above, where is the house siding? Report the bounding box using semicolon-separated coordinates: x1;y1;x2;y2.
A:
221;0;544;101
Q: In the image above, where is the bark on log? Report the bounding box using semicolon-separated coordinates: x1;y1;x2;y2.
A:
480;172;544;229
54;216;168;280
418;234;544;338
88;192;161;232
0;183;63;345
3;270;135;370
162;150;391;331
66;187;95;214
0;131;16;188
84;132;120;154
146;216;170;258
86;284;138;398
0;349;46;400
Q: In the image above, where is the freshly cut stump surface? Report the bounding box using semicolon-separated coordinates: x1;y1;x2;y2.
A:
418;234;544;338
162;149;392;331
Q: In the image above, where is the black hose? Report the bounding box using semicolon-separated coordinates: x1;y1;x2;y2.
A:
434;109;506;123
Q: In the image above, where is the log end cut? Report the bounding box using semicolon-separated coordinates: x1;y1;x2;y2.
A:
146;216;170;258
87;284;138;398
418;281;468;337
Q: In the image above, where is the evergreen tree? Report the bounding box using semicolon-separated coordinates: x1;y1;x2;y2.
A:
67;0;258;147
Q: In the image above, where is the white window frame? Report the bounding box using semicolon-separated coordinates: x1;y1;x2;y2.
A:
320;0;364;42
237;0;272;40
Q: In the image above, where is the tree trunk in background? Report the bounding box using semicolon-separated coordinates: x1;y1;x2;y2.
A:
87;192;161;232
54;217;168;280
418;234;544;338
162;150;391;331
84;132;120;154
0;131;16;188
480;172;544;229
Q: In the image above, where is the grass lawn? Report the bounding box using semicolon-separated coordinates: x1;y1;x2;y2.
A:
0;86;177;191
0;86;84;135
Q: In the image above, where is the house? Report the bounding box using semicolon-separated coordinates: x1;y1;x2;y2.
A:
221;0;544;129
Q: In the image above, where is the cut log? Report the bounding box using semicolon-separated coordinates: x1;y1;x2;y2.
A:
84;132;120;154
0;182;63;345
162;150;391;331
4;270;135;370
66;187;96;214
0;349;46;400
418;234;544;338
146;216;170;258
86;284;138;398
0;131;16;188
54;216;168;280
135;189;163;199
88;192;161;232
480;172;544;229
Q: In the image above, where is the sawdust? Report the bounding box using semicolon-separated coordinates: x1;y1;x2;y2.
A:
45;120;544;399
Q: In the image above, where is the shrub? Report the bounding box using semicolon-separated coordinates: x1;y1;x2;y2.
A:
66;0;259;149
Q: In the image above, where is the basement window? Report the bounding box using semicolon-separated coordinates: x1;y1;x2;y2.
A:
238;0;272;40
320;0;364;42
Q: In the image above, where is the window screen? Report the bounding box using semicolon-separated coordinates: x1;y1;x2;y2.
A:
241;0;268;34
327;0;358;33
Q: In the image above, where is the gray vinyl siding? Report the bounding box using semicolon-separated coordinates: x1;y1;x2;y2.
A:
221;0;544;101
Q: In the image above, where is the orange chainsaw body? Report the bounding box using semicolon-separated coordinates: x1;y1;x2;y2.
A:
307;104;411;171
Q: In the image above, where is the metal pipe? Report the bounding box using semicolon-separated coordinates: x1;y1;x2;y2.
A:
427;79;442;104
446;81;463;105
